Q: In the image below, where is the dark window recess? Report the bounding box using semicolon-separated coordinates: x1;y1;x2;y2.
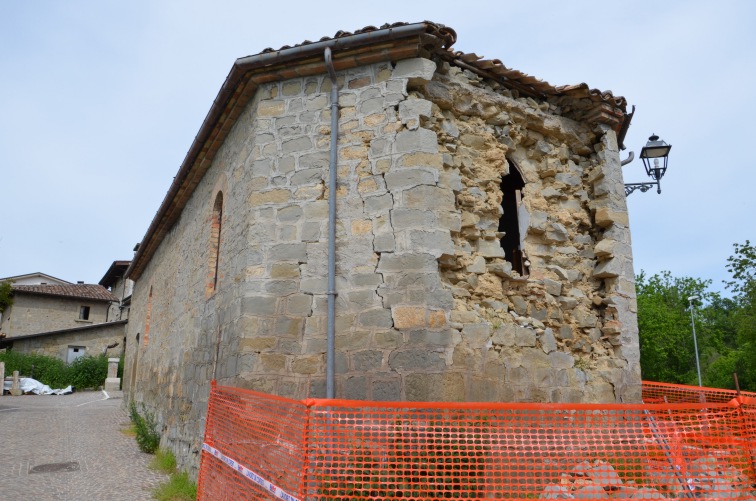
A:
211;192;223;291
79;306;90;320
499;164;528;276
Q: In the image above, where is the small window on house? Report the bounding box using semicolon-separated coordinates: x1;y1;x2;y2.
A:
499;162;528;276
79;306;90;320
209;191;223;293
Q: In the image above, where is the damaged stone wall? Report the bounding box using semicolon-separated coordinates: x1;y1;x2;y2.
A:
412;60;641;403
127;53;641;474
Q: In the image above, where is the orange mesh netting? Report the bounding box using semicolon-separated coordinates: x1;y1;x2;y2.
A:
198;381;756;500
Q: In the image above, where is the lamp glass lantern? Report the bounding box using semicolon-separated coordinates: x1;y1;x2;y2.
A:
639;134;672;182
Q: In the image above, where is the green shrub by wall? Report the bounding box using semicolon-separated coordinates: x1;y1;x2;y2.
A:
0;351;116;389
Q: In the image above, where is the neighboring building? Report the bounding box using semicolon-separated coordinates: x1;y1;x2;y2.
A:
124;21;640;473
0;272;71;287
0;281;124;362
99;260;133;321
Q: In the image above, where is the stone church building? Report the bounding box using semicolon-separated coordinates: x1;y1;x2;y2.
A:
124;22;640;469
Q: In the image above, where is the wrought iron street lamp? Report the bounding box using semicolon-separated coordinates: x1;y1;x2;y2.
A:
624;134;672;196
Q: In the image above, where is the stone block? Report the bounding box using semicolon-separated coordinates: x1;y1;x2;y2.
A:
388;350;445;371
239;336;277;352
372;377;402;400
594;207;629;228
300;277;327;294
259;353;286;372
539;329;557;353
403;229;454;257
408;329;454;346
364;193;393;215
398;98;433;129
543;278;562;296
344;376;368;400
391;306;426;330
373;233;395;252
376;252;437;272
241;296;278;316
593;258;622;278
528;210;548;233
291;355;322;375
290;169;323;186
406;372;465;401
301;223;321;242
351;350;384;371
514;326;537;347
249;189;292;206
392;58;437;86
270;243;307;263
281;136;313;155
390;208;435;230
257;99;285;117
557;325;573;340
394;129;438;154
549;351;574;370
265;280;299;296
385;168;437;191
477;239;506;258
358;308;394;328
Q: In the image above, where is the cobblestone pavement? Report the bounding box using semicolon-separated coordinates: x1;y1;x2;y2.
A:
0;390;170;500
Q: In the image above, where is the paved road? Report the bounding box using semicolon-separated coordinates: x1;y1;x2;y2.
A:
0;390;169;500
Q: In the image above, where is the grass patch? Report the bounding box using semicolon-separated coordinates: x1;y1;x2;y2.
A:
120;424;137;438
149;448;197;500
150;449;177;474
152;471;197;501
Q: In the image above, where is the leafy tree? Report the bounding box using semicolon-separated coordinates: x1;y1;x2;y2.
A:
636;241;756;391
0;280;12;313
635;271;714;384
723;240;756;389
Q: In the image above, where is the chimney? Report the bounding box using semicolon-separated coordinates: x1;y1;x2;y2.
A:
77;281;84;284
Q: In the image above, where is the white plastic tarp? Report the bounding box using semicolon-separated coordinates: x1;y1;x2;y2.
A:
2;377;73;395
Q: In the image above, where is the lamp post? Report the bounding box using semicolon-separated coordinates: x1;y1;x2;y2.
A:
624;134;672;196
688;295;702;387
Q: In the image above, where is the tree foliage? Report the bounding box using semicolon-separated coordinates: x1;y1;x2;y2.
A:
636;241;756;391
0;280;12;313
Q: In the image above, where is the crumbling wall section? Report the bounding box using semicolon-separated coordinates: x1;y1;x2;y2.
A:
414;61;641;403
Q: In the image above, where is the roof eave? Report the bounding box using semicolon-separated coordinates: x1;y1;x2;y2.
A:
127;21;450;281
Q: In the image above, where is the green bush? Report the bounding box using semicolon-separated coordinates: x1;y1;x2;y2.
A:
129;401;161;454
0;351;111;389
69;354;109;389
0;350;69;387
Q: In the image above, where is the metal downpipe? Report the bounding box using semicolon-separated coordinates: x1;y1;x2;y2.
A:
324;47;339;399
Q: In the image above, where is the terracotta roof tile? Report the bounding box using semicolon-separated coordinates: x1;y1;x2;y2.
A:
12;284;118;302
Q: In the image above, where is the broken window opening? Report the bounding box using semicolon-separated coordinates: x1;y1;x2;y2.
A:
499;161;528;276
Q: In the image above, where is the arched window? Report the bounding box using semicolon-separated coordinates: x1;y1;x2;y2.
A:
144;287;152;347
208;191;223;294
499;162;528;276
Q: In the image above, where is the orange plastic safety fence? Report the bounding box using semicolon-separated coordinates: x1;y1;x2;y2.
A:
642;380;756;404
198;383;756;500
197;382;309;501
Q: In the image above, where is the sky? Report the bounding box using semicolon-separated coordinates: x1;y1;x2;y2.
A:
0;1;753;296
